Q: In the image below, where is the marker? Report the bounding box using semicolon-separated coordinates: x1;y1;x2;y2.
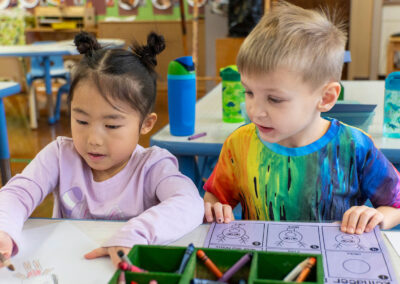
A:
177;243;195;274
283;258;309;282
188;132;207;140
190;279;225;284
196;249;223;279
218;253;253;282
117;250;133;265
295;257;316;282
118;261;147;273
0;252;15;271
118;271;125;284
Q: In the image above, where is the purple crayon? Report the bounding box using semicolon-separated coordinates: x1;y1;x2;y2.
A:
218;253;253;282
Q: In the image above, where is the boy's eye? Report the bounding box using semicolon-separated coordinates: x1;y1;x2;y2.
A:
76;119;88;125
244;91;253;97
106;125;121;129
268;97;283;103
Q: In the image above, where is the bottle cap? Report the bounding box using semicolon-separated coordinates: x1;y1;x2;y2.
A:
168;56;195;75
220;65;241;81
385;71;400;91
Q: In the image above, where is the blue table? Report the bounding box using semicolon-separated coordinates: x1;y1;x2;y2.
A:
0;39;125;128
151;81;400;190
0;82;21;184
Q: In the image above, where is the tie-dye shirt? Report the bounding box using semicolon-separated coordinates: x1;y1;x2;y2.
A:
204;119;400;221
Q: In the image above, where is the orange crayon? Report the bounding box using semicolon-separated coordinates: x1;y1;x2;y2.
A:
196;249;223;279
295;257;316;282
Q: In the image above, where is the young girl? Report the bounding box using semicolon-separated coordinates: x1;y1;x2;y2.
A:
0;32;204;268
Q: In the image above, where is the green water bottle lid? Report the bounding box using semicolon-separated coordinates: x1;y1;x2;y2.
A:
220;65;241;81
168;56;195;75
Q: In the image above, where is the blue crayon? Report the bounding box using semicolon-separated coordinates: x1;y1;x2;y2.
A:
177;243;195;274
190;279;225;284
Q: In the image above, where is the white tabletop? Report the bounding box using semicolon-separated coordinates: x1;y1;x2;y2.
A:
16;218;400;282
0;39;125;57
0;81;21;98
151;80;400;162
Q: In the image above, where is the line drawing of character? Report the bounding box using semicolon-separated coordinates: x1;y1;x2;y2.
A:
275;226;307;248
342;259;371;274
217;223;250;244
13;259;57;283
334;233;365;250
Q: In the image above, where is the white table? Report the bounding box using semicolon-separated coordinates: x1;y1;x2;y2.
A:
151;81;400;187
0;39;125;128
6;218;400;283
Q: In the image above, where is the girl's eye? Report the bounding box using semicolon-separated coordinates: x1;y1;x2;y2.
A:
106;125;121;129
76;119;88;125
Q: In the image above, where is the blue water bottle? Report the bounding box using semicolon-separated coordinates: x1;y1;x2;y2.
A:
383;72;400;138
167;56;196;136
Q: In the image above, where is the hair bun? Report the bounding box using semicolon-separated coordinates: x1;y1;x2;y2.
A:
131;32;166;68
74;31;101;55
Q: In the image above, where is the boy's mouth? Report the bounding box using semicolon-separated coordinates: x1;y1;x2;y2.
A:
255;123;274;133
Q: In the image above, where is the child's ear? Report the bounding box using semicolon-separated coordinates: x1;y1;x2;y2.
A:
140;113;157;135
317;82;341;112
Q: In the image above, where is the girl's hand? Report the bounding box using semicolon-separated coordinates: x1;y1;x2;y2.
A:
204;201;235;224
84;246;131;268
341;205;384;234
0;231;13;269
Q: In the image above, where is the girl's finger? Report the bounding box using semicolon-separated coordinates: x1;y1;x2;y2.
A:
84;247;108;259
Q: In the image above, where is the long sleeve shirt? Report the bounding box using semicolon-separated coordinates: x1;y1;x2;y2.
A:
0;136;204;254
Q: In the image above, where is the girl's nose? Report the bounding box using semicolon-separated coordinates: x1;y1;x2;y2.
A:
87;128;103;147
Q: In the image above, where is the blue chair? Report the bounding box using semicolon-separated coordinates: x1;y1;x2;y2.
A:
54;83;70;122
26;41;70;128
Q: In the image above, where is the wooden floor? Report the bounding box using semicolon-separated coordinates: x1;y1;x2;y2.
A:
3;84;207;218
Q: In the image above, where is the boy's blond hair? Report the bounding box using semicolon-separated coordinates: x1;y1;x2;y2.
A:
237;1;347;89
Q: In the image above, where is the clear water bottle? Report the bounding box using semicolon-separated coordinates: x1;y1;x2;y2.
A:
383;72;400;138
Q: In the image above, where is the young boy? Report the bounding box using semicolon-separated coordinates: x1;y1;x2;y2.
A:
204;1;400;234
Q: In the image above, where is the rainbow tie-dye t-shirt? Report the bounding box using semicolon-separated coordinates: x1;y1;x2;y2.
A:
204;119;400;221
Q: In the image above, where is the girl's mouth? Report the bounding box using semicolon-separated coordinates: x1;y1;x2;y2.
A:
88;153;105;161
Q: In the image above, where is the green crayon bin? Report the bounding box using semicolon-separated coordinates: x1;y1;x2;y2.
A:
108;245;324;284
220;65;246;123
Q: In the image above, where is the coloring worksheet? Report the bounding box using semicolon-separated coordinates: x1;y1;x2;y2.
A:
204;221;398;284
0;221;115;284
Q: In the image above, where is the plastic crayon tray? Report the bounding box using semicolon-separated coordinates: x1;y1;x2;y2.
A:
108;245;324;284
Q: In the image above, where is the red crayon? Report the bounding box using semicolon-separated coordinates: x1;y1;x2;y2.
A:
118;261;147;273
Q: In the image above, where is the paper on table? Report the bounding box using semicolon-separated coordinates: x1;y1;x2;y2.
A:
384;231;400;257
0;221;115;284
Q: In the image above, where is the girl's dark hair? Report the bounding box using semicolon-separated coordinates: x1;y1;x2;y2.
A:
69;31;166;119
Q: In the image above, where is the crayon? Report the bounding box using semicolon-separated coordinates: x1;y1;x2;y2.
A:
118;271;125;284
188;132;207;140
196;249;223;279
283;258;309;282
177;243;195;274
190;279;225;284
118;261;147;273
0;252;15;271
295;257;316;282
218;253;253;282
117;250;133;265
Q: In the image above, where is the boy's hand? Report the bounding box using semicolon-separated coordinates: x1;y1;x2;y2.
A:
341;205;384;234
204;201;235;224
84;246;131;268
0;231;13;269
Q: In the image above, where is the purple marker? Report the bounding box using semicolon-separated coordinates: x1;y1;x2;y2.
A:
188;132;207;140
218;253;253;282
